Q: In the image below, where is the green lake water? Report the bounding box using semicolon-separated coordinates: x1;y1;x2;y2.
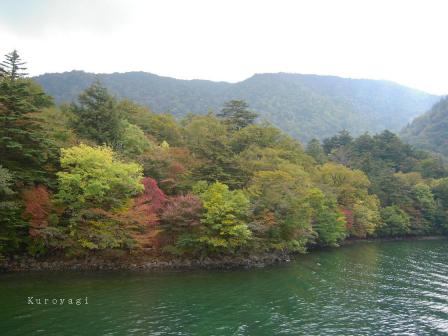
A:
1;239;448;335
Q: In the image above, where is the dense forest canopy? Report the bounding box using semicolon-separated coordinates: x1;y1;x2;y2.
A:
401;96;448;157
34;71;439;143
1;50;448;260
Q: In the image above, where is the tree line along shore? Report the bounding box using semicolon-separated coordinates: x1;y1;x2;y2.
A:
2;50;448;269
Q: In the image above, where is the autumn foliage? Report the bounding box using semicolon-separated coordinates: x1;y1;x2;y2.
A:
130;177;167;248
3;56;446;259
22;185;52;237
160;194;202;231
137;177;167;215
341;208;354;230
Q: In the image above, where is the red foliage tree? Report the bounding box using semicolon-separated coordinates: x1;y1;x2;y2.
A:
341;208;354;230
159;193;203;245
129;177;167;249
22;185;52;237
136;177;167;215
143;147;197;194
160;194;202;229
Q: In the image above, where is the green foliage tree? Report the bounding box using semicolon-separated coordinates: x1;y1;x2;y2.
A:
415;156;447;179
351;196;381;238
56;144;143;211
432;178;448;209
193;182;251;253
432;178;448;232
183;114;244;188
377;205;411;237
316;163;380;237
246;168;313;252
316;163;371;206
306;188;346;247
118;99;184;146
410;183;436;234
231;123;287;153
217;100;258;131
323;130;353;154
0;51;54;184
36;106;78;149
0;166;26;257
234;128;314;189
116;120;153;159
70;81;121;145
380;172;436;235
55;144;144;253
306;138;327;164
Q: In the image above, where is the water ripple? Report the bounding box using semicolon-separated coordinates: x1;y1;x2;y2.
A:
0;239;447;335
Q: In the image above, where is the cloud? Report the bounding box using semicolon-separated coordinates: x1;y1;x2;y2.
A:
0;0;127;36
0;0;447;95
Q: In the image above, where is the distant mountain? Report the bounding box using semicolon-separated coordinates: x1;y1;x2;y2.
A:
34;71;439;142
401;97;448;156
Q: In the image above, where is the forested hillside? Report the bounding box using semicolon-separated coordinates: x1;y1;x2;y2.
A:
34;71;438;142
2;51;448;261
401;97;448;157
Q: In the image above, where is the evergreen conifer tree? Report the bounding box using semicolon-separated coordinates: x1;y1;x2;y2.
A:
217;100;258;131
70;80;121;145
0;50;28;79
0;50;53;183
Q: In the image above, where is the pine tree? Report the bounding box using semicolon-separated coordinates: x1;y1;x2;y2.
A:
0;50;28;79
217;100;258;131
323;130;353;154
306;138;327;164
70;80;121;145
0;51;53;183
0;166;26;257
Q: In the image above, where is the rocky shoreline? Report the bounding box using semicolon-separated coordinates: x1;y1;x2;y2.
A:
340;235;447;245
1;236;445;273
0;251;294;272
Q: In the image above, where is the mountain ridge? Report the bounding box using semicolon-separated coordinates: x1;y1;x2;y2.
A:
401;96;448;157
34;70;439;142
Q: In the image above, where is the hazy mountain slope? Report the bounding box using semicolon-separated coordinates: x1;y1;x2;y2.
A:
401;97;448;156
35;71;438;142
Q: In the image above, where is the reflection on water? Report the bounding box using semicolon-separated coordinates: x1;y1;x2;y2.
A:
0;239;447;336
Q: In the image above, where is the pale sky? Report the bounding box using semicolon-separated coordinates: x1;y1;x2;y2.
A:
1;0;447;95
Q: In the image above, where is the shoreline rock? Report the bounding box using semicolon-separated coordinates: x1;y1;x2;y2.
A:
1;236;445;273
0;251;293;273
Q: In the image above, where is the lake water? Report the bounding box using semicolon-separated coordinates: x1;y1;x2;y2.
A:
1;239;448;335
